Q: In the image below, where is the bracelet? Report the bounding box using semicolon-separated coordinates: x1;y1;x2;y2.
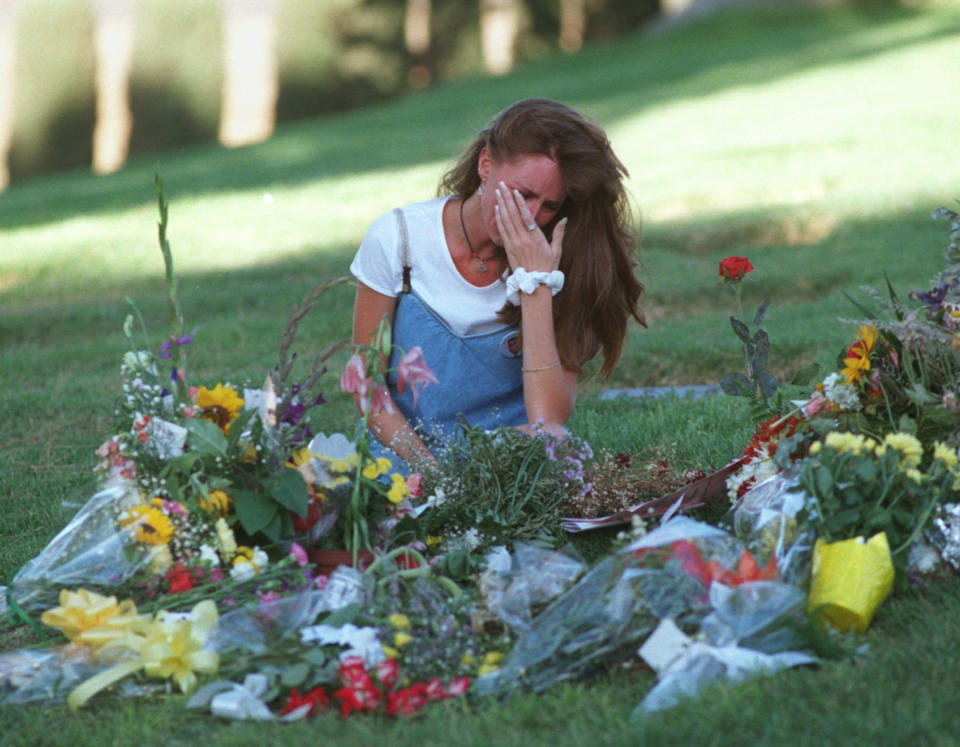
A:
506;268;564;306
522;360;562;373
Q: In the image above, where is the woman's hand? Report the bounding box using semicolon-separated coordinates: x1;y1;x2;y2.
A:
494;182;566;273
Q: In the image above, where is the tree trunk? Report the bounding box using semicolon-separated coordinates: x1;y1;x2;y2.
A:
91;0;136;175
219;0;278;148
0;0;20;191
480;0;520;76
404;0;431;87
558;0;585;53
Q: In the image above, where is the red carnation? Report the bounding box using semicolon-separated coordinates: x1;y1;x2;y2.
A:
280;686;329;717
166;563;194;594
718;256;754;282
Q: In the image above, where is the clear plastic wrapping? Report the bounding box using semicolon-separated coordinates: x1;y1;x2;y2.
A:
10;479;148;612
478;543;586;632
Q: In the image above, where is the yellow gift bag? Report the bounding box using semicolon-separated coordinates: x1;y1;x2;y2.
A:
807;532;894;634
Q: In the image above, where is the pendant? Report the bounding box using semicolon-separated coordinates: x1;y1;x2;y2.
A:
475;257;488;272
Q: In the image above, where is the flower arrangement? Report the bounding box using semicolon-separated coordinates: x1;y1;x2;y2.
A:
725;206;960;590
327;316;437;559
799;431;960;564
86;178;357;593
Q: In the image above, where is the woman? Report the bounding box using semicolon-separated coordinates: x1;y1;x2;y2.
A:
349;98;645;471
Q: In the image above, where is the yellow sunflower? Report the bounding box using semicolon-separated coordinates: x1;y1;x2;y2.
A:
120;504;174;545
196;383;245;433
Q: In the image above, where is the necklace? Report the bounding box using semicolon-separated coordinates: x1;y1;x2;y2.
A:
459;198;496;273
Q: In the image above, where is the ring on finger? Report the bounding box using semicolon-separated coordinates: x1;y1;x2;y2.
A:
525;221;537;231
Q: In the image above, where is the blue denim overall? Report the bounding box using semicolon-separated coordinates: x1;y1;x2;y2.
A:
364;209;526;473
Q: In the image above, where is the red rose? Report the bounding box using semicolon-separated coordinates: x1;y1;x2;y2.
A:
718;256;754;281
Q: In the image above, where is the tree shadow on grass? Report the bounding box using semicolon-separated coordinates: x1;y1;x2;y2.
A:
1;3;956;231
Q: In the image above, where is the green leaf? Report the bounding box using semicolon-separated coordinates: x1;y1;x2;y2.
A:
814;467;834;498
232;489;279;536
757;371;778;398
225;408;258;452
826;507;861;533
159;453;203;479
898;414;918;435
262;468;310;518
281;663;310;688
729;316;752;345
841;487;863;507
752;299;771;329
904;384;938;407
864;509;890;530
260;509;291;541
751;329;770;370
184;418;228;456
303;649;327;667
883;271;904;321
842;291;879;321
719;372;752;396
324;603;360;627
856;457;877;481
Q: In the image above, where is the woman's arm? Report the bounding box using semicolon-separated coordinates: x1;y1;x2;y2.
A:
518;286;577;424
352;282;437;468
494;184;577;425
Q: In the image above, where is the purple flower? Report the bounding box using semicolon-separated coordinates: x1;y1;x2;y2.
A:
281;401;306;426
157;334;194;359
910;277;958;320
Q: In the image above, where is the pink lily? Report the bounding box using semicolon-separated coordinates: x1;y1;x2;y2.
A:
396;347;438;408
368;383;396;415
340;354;369;396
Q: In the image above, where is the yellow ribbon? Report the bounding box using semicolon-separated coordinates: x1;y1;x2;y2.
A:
67;599;220;710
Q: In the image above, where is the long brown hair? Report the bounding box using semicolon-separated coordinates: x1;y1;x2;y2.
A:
440;98;645;377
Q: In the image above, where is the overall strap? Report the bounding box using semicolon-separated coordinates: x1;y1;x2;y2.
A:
393;208;412;294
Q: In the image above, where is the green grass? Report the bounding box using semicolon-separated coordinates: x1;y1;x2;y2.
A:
3;1;960;742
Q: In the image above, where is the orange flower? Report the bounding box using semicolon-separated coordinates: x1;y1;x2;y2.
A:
670;540;778;587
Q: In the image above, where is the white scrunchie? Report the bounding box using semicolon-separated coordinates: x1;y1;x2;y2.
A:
505;268;565;306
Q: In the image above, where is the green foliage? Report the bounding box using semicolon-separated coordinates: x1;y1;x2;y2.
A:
798;432;960;564
419;427;593;552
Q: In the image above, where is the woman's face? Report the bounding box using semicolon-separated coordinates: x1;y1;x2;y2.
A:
477;149;566;245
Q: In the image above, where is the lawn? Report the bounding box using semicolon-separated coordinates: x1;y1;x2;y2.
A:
3;2;960;744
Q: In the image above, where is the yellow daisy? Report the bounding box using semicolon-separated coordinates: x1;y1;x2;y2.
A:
195;383;244;433
882;432;924;468
933;442;959;470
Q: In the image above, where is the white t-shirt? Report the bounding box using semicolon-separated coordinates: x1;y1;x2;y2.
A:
349;197;510;337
